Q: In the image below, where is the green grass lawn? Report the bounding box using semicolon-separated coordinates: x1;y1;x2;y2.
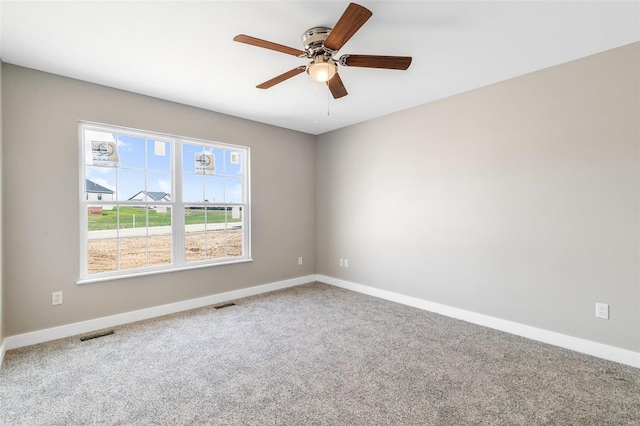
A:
88;206;241;231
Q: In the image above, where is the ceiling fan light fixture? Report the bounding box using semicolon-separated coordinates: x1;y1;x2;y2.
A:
234;3;411;99
307;57;337;83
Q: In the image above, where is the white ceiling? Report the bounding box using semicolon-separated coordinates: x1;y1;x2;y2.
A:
1;1;638;135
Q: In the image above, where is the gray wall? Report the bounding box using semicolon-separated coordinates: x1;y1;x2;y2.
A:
2;64;316;336
3;43;639;354
317;43;640;351
0;59;3;345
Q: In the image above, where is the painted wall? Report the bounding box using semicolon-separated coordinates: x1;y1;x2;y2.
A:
317;43;640;351
2;64;316;336
0;59;4;346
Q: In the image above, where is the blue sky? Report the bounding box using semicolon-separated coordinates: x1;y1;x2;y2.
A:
84;129;243;203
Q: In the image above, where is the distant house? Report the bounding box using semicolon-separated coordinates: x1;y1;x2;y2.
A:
128;191;171;203
86;179;114;201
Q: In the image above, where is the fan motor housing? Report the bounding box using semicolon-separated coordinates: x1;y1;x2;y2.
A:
302;27;334;56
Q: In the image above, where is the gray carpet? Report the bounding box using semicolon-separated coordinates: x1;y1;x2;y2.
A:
1;282;638;425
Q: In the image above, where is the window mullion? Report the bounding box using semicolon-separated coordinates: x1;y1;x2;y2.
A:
174;139;185;266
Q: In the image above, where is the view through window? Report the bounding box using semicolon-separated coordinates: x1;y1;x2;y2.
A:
80;122;250;281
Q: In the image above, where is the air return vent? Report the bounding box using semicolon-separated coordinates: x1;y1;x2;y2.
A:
214;302;236;310
80;330;115;341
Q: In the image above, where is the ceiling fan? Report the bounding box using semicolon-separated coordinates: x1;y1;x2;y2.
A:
233;3;412;99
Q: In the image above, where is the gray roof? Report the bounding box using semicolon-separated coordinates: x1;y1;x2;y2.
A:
128;191;171;202
86;179;114;194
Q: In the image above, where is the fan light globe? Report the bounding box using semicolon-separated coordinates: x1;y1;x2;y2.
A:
307;57;337;83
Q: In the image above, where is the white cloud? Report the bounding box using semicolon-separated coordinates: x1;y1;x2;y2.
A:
117;139;133;152
158;179;171;194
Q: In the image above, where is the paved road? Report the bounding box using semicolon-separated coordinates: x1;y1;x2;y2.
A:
88;223;242;240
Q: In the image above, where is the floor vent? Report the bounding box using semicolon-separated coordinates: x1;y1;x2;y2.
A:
80;330;115;341
215;302;236;310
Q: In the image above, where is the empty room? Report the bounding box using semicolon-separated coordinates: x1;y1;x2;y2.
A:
0;1;638;424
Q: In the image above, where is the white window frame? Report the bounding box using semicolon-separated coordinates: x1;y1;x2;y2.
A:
78;122;251;284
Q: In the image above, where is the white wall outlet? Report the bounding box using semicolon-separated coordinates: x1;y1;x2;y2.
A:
298;256;303;265
595;303;609;319
339;259;344;267
52;291;63;306
344;259;349;268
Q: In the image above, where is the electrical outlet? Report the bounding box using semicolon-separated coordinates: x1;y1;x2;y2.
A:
344;259;349;268
595;303;609;319
52;291;63;306
339;259;344;267
298;256;303;265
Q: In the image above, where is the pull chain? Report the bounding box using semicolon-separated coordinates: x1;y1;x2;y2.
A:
315;82;331;124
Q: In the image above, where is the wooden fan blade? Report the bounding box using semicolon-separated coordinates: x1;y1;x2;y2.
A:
323;3;372;52
257;67;306;89
342;55;412;70
233;34;305;57
327;73;348;99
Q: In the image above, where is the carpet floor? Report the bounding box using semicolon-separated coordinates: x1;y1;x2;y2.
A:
1;282;638;425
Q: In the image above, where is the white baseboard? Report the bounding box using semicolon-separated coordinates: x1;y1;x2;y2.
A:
4;274;638;370
318;275;640;369
4;275;316;353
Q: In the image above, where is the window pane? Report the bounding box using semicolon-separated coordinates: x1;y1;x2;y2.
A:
88;238;118;274
147;172;171;201
182;144;216;174
185;206;205;262
88;205;117;232
84;129;118;167
183;174;204;202
185;233;205;262
227;206;243;227
119;237;148;270
85;168;116;202
147;139;171;171
118;206;147;232
204;176;224;203
206;207;226;227
118;169;146;201
117;134;145;169
225;177;243;203
184;206;206;228
206;229;226;259
149;206;172;230
183;143;225;176
149;235;172;266
227;207;243;257
117;206;173;268
182;144;199;173
148;206;172;265
225;150;242;177
212;148;225;176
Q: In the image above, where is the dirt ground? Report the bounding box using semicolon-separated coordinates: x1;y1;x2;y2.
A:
88;230;243;274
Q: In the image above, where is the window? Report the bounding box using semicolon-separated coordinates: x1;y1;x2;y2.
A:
79;122;250;282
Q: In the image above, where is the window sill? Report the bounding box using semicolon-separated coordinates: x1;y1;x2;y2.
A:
77;258;254;285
